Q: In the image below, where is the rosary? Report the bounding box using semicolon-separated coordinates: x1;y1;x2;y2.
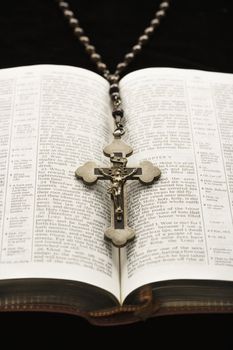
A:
56;0;171;247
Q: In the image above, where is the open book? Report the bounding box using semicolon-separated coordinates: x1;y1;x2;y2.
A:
0;64;233;325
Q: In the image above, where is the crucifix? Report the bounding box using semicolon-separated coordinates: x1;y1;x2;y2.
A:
75;137;161;247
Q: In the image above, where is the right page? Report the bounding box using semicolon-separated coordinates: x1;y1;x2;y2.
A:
119;68;233;301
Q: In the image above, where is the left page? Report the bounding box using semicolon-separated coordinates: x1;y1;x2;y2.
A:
0;64;120;300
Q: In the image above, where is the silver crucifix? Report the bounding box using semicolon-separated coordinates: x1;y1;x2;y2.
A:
75;138;161;247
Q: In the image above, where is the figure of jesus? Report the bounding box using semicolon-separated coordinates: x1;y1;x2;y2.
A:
98;154;138;220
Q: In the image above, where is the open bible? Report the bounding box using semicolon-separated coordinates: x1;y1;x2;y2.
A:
0;64;233;325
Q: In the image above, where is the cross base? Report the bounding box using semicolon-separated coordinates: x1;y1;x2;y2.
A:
105;226;135;247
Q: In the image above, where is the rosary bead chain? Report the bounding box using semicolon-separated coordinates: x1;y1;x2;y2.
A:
55;0;171;136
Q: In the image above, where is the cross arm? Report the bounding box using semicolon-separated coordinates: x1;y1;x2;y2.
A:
94;167;142;179
131;160;161;184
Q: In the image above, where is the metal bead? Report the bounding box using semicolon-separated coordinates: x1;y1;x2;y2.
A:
85;45;96;54
103;70;110;79
116;62;127;71
108;74;120;84
150;18;160;27
160;2;170;9
59;2;69;9
112;108;124;119
74;27;84;37
114;70;120;77
113;128;125;138
111;92;120;101
63;10;74;18
132;44;142;54
138;34;149;45
124;52;135;63
155;10;166;18
69;18;79;27
116;120;123;127
79;36;90;44
109;84;119;94
97;62;107;71
144;26;154;35
91;53;101;62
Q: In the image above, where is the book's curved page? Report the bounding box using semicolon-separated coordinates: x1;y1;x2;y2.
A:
0;65;120;301
119;68;233;301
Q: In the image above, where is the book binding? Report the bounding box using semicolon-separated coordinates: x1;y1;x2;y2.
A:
0;285;233;326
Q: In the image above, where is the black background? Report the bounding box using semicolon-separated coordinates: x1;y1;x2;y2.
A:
1;0;233;347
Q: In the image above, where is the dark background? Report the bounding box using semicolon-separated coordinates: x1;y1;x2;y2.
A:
1;0;233;74
0;0;233;347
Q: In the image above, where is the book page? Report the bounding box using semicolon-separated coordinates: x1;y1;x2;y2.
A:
119;68;233;300
0;65;120;300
